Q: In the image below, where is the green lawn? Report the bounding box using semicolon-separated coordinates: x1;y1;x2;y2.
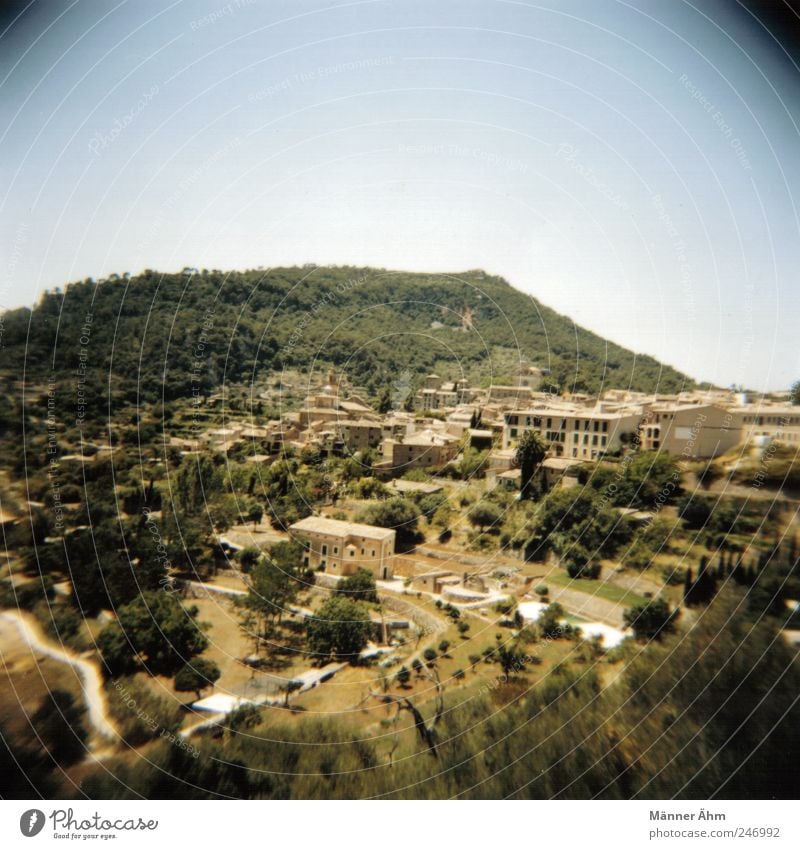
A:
547;570;648;607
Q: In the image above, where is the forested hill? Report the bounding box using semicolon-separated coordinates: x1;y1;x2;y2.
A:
0;266;693;413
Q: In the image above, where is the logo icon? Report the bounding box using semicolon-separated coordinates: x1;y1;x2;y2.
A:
19;810;45;837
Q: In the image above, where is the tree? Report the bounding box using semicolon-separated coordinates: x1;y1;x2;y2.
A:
423;647;437;665
357;497;421;546
98;591;209;676
395;666;411;688
306;596;371;661
683;566;694;603
496;642;527;678
457;620;470;637
411;658;424;677
438;639;450;656
515;430;547;499
467;500;502;532
242;548;301;635
336;568;378;603
685;557;717;606
246;502;264;530
174;658;221;700
31;689;87;765
280;679;303;707
791;380;800;406
624;598;678;641
238;546;261;574
537;603;565;640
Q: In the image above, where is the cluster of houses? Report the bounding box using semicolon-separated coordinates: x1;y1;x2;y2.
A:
172;366;800;487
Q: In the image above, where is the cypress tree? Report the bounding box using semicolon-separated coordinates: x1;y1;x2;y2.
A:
683;567;694;605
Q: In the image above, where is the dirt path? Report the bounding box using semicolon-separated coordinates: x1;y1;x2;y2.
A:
0;610;117;743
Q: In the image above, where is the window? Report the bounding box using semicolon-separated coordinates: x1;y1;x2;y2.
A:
592;435;598;445
572;448;578;457
573;433;578;443
593;421;599;432
601;435;607;446
602;421;608;432
371;550;375;557
333;547;338;554
322;544;327;556
510;428;518;438
583;434;589;445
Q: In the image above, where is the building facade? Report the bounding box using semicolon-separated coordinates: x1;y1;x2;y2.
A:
289;516;395;579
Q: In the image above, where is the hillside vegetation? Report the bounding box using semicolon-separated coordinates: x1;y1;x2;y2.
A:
0;266;692;419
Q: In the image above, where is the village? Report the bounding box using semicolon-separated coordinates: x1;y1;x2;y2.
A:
138;364;799;731
2;358;798;771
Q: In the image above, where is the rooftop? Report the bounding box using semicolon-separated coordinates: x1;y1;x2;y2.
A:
290;515;396;540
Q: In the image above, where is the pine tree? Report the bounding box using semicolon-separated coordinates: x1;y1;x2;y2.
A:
683;567;694;605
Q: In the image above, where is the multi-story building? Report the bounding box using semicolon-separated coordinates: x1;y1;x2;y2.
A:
638;403;741;458
503;405;642;460
414;374;472;411
729;404;800;446
289;516;395;580
381;429;461;472
329;418;384;453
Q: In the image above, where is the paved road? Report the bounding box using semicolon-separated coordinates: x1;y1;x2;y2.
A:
0;610;117;742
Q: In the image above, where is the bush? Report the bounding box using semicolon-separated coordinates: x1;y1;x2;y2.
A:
534;584;549;597
106;677;183;746
566;558;601;579
623;598;678;641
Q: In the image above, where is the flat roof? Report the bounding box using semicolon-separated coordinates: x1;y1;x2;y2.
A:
390;479;443;494
290;515;396;540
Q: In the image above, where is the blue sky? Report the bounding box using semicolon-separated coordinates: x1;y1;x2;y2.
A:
1;0;799;391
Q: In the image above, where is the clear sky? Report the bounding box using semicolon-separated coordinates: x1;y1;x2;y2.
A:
1;0;799;391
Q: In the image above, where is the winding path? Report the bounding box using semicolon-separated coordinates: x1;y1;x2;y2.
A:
0;610;117;742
